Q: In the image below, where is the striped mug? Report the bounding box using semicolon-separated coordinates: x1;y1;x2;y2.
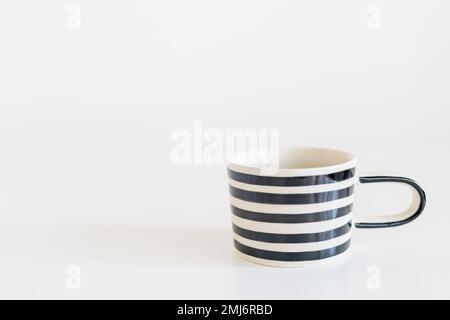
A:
227;147;426;267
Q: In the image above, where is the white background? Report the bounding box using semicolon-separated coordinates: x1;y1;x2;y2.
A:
0;0;449;299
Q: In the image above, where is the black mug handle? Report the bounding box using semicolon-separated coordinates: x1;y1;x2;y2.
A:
355;176;426;229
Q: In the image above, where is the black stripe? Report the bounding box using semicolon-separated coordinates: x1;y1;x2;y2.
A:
232;221;352;243
229;185;354;205
228;168;355;187
234;238;351;262
231;204;353;223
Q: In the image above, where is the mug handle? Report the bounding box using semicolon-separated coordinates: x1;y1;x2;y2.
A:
355;176;426;229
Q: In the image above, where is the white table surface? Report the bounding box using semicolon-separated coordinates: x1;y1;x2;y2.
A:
0;144;448;299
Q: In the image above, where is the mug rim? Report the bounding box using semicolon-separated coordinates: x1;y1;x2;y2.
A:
228;146;357;177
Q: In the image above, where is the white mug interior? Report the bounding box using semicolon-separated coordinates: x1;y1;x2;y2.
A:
229;147;356;176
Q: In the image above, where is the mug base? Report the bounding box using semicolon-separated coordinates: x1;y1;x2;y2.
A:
234;247;351;268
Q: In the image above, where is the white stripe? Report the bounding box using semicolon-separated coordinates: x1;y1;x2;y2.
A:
233;232;352;252
228;177;356;194
230;194;355;214
232;214;352;234
234;248;351;268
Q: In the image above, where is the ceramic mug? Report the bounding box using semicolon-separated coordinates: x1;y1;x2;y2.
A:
227;147;426;267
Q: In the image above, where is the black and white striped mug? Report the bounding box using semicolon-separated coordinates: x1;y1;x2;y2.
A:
227;147;426;267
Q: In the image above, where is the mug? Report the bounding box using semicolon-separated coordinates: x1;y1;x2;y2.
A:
227;147;426;267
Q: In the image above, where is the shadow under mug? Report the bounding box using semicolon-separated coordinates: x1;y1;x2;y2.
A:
227;147;426;267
